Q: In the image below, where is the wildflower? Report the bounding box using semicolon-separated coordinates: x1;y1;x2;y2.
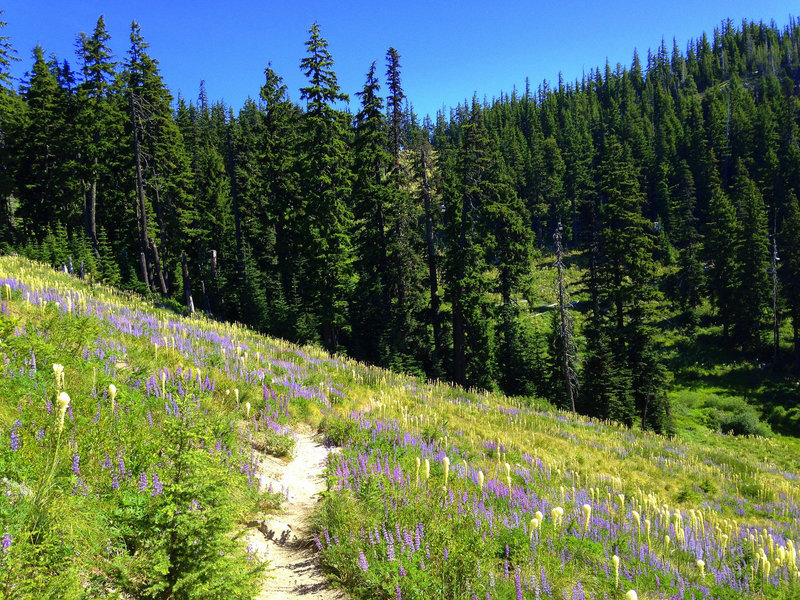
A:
357;550;369;572
109;384;117;410
529;517;539;539
612;554;620;587
696;558;705;577
9;425;19;452
551;506;564;529
52;363;64;389
71;453;80;476
1;529;12;556
424;458;430;481
57;392;70;432
583;503;592;529
245;402;251;419
138;472;149;493
443;456;450;490
151;473;163;496
625;592;638;600
478;470;485;492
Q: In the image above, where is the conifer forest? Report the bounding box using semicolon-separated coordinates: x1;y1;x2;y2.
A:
4;14;800;436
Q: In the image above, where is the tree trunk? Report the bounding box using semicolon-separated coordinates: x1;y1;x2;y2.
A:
151;240;168;294
421;146;443;369
131;94;153;291
181;252;195;313
227;129;245;293
555;222;577;413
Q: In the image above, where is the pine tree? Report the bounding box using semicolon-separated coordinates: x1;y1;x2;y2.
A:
298;23;355;351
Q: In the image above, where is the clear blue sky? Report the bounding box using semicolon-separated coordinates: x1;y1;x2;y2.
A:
2;0;797;119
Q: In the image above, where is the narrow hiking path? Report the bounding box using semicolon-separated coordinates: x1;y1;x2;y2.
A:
243;427;346;600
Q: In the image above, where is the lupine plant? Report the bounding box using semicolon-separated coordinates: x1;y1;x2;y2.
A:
1;255;800;599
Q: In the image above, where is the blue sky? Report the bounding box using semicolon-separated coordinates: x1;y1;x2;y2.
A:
2;0;797;119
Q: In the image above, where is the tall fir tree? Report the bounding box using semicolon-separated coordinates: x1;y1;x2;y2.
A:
731;159;770;353
298;23;355;351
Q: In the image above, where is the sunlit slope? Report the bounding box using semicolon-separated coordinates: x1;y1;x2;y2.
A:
1;255;798;599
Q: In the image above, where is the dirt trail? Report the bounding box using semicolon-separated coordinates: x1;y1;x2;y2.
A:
243;427;346;600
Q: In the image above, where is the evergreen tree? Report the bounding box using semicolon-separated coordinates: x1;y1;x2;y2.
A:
16;46;80;239
385;47;405;162
0;11;21;246
76;15;120;256
781;192;800;372
254;66;301;339
588;138;668;430
352;61;392;361
731;160;770;353
298;23;355;351
123;21;194;296
705;180;742;339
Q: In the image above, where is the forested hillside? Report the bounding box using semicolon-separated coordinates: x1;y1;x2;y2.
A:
2;14;800;434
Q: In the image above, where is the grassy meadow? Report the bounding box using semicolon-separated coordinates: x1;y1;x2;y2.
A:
0;255;799;599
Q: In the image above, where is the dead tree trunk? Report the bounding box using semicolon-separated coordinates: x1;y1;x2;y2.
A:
181;252;195;313
555;222;578;413
421;144;443;371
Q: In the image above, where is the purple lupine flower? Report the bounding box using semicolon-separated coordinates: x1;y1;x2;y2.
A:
387;538;396;561
71;453;80;476
443;546;449;561
10;424;20;452
396;584;402;600
399;564;406;577
357;550;369;572
151;473;163;496
138;472;149;493
515;570;523;600
111;473;119;490
314;534;323;551
1;529;12;556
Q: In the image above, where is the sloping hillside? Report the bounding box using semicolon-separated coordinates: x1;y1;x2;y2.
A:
0;255;798;599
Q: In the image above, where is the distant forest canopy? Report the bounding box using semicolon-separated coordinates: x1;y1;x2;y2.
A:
2;13;800;434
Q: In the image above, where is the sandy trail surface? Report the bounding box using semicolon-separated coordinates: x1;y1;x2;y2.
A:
242;427;346;600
